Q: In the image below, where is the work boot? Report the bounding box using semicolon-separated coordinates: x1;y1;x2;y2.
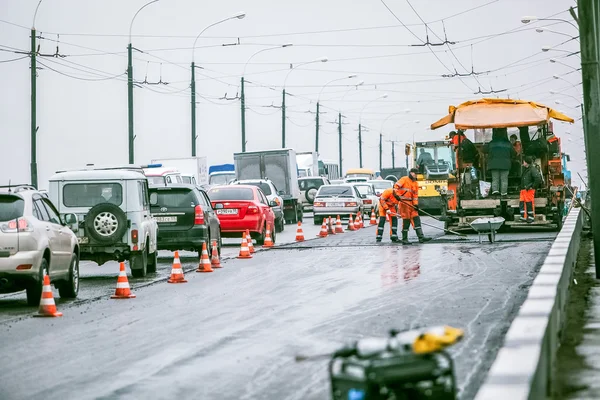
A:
401;231;411;245
376;237;382;243
527;216;534;223
416;228;432;243
391;236;400;243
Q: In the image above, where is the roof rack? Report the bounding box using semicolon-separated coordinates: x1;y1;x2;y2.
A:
55;164;148;174
0;184;37;193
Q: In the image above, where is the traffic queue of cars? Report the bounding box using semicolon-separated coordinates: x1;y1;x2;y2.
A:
0;162;395;306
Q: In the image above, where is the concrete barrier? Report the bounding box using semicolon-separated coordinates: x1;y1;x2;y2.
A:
474;208;583;400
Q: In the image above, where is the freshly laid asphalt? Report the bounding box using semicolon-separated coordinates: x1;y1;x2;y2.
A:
0;216;556;400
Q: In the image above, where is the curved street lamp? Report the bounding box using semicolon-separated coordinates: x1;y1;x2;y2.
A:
314;74;357;153
239;44;292;152
281;57;328;148
521;16;578;30
127;0;160;164
190;12;245;156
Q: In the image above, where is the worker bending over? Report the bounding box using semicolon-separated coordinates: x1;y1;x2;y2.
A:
376;187;401;243
520;156;542;223
395;168;432;245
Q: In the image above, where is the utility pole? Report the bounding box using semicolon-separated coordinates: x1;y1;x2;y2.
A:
315;102;320;153
379;133;383;171
30;28;37;188
358;123;363;168
338;112;343;173
282;89;286;148
241;76;246;152
190;62;197;156
578;0;599;276
392;141;396;169
127;43;135;163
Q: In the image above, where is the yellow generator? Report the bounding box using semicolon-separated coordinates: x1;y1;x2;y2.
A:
407;141;456;214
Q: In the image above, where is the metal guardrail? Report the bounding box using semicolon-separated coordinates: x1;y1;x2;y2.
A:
474;208;583;399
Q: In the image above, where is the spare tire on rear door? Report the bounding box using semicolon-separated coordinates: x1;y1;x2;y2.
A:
85;203;128;244
305;187;318;204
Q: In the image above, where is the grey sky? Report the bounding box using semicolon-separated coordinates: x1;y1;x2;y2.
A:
0;0;584;189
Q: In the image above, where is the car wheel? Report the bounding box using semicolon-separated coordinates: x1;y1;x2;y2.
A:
26;258;47;306
257;225;266;245
85;203;128;245
130;251;147;278
58;253;79;299
271;224;277;244
275;217;284;233
297;207;304;223
147;247;157;273
314;216;322;225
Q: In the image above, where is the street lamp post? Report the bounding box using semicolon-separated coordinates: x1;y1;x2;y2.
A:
316;74;357;153
282;57;328;148
359;94;388;168
536;27;580;40
191;12;245;157
550;58;581;71
128;0;160;164
521;16;579;30
240;44;292;152
379;110;412;170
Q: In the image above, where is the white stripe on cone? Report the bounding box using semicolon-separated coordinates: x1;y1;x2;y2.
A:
40;298;55;306
116;282;131;289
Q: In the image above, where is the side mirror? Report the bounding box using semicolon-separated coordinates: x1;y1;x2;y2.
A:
63;213;79;232
269;200;278;207
278;190;285;195
149;192;158;205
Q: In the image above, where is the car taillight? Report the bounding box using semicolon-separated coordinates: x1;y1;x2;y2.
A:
1;218;33;233
131;229;138;244
345;202;358;207
195;205;205;224
247;205;259;214
363;199;372;204
313;201;325;207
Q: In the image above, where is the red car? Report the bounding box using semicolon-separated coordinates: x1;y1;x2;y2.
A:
207;185;277;245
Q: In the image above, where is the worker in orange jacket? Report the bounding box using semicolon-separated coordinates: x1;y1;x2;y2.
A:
376;187;401;243
394;168;432;245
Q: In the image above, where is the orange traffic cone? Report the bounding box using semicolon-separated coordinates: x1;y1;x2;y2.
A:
34;272;63;317
211;240;222;268
328;216;336;235
355;213;362;229
295;221;305;242
238;235;253;259
348;213;356;231
318;219;328;237
335;215;344;233
110;262;137;298
196;242;214;273
246;230;256;254
370;209;377;225
167;251;188;282
263;223;274;248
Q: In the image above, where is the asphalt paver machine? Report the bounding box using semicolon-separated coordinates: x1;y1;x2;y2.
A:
429;99;574;231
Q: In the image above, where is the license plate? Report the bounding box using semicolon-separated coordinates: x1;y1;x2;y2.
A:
78;237;89;244
327;203;344;207
217;209;238;215
156;216;177;223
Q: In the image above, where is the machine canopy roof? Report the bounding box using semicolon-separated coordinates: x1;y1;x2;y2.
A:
430;98;574;130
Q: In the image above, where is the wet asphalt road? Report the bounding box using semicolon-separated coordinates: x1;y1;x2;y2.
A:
0;215;556;400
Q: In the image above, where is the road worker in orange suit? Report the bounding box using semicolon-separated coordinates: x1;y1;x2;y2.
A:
395;168;432;245
376;187;401;243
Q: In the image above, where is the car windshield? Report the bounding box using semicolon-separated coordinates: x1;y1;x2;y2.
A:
354;185;373;195
0;195;25;221
299;179;324;191
241;182;272;196
317;186;354;197
181;176;194;184
208;187;255;201
63;183;123;207
370;181;393;189
151;188;197;208
209;174;235;185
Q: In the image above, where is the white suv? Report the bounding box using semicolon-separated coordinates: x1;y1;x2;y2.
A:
298;176;330;211
48;166;158;277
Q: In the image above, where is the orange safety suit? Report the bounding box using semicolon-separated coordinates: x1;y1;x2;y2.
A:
378;187;399;217
394;176;419;220
376;188;400;241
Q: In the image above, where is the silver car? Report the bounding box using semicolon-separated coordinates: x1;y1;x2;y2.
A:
351;183;379;215
312;184;364;225
0;185;79;305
